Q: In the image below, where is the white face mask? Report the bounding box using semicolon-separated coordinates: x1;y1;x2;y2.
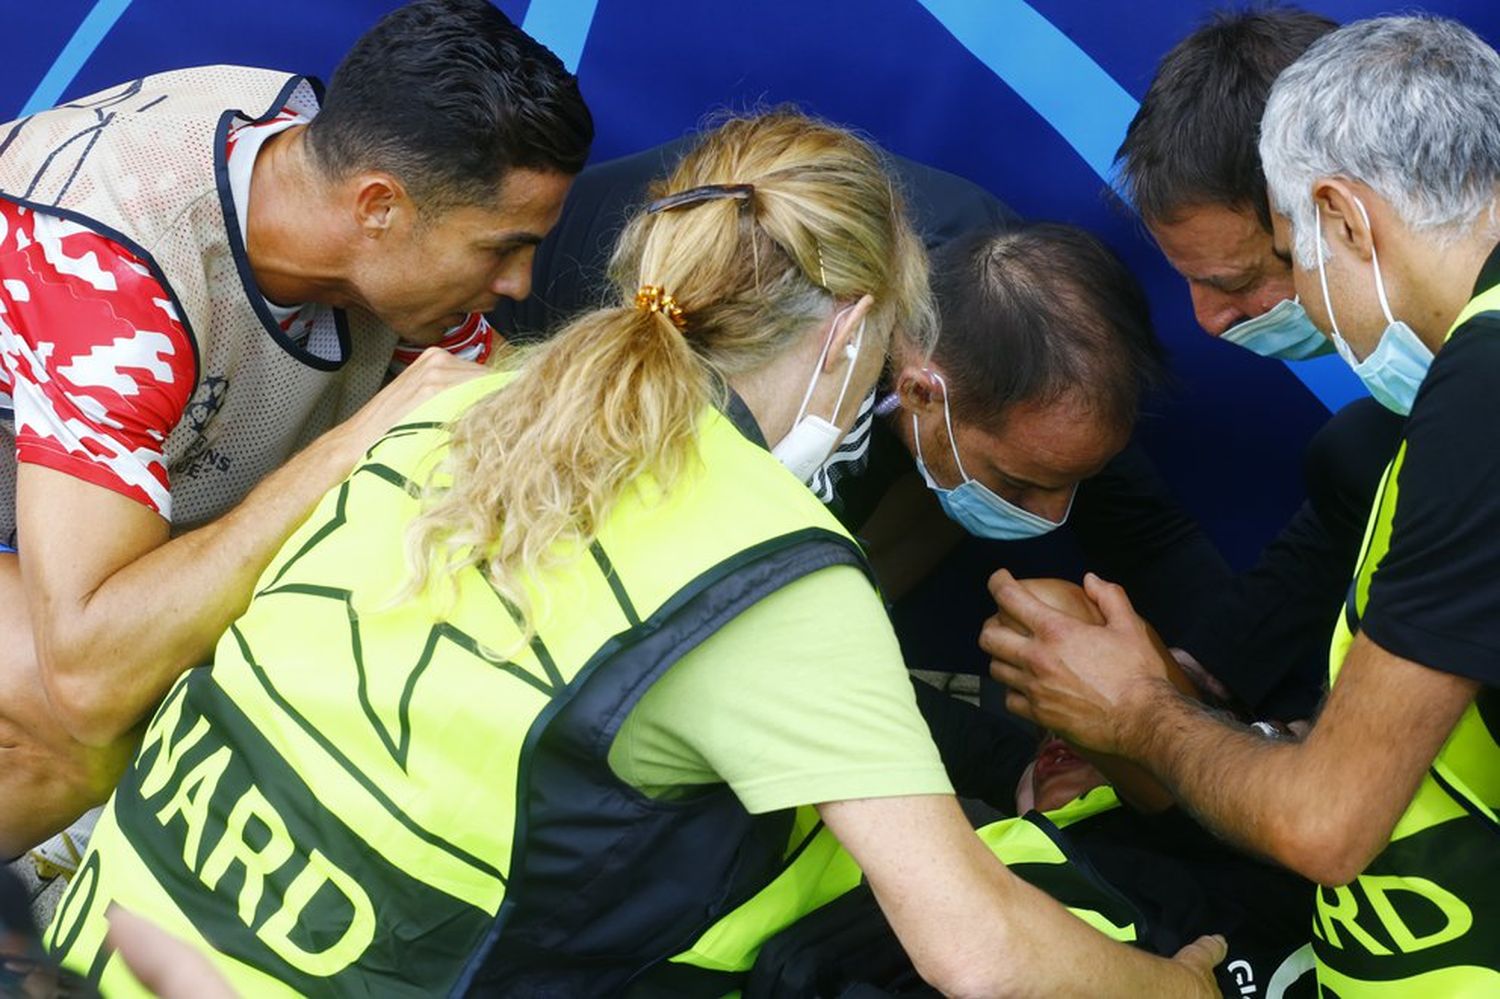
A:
772;307;866;483
1314;197;1434;415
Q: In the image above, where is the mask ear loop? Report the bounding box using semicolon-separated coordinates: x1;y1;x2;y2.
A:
826;318;866;425
927;369;972;484
790;304;855;426
1352;197;1398;326
1314;203;1348;349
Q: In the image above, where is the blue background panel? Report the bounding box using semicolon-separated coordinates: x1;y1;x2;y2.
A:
6;0;1496;567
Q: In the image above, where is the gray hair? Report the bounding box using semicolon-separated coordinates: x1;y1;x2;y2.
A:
1260;15;1500;266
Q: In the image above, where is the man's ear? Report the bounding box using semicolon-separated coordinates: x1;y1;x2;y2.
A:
823;294;876;373
894;364;946;417
1313;178;1374;263
351;173;406;238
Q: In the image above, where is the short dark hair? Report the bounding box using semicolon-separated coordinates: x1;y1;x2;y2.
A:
1116;5;1336;229
930;223;1167;431
307;0;593;210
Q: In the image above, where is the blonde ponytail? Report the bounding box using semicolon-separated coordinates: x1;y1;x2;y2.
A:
403;109;934;634
401;303;709;616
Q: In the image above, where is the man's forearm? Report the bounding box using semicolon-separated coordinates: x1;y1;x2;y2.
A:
40;427;364;745
986;571;1479;887
1119;681;1324;874
30;349;485;746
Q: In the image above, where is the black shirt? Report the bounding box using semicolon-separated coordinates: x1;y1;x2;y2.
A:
1180;397;1405;719
1362;247;1500;687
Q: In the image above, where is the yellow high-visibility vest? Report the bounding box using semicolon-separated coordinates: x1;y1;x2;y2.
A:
48;372;876;996
1314;284;1500;997
647;786;1138;996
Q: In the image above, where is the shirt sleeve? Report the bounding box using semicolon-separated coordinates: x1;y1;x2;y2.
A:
1180;398;1404;720
609;564;953;813
1360;317;1500;686
1180;499;1343;719
0;202;194;519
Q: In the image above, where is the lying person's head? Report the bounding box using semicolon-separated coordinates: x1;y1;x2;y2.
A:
889;224;1167;539
993;578;1111;813
997;576;1238;814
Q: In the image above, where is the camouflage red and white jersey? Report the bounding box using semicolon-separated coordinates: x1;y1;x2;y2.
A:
0;68;502;545
389;312;495;376
0;201;194;525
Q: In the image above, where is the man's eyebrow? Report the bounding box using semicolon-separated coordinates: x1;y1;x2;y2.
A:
992;464;1063;492
1191;270;1255;292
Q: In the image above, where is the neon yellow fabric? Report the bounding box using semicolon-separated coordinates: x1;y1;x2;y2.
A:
670;813;863;974
609;564;951;813
49;371;878;996
1317;282;1500;996
976;787;1136;943
670;784;1136;980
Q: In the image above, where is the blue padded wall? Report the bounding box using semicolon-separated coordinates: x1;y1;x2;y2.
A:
8;1;1496;566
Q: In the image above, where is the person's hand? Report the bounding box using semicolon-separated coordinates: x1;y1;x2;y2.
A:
1172;933;1228;997
106;906;237;999
327;348;489;467
981;569;1174;756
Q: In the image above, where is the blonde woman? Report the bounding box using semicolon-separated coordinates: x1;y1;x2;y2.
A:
45;111;1222;997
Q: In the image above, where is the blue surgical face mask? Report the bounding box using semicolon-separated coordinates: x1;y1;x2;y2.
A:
1314;198;1434;415
1218;297;1334;360
910;370;1073;540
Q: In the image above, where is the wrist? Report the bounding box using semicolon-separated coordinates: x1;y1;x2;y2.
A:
1112;675;1179;759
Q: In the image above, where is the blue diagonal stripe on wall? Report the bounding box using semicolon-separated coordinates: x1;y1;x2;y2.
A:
19;0;135;117
521;0;600;73
916;0;1137;193
916;0;1362;412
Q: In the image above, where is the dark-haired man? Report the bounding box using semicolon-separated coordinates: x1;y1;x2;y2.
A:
992;17;1500;989
872;222;1230;664
1114;6;1404;721
1120;8;1334;343
0;0;592;857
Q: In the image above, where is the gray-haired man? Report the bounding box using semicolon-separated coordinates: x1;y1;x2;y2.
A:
985;15;1500;994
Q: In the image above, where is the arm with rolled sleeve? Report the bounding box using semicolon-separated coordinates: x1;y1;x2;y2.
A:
0;195;486;856
1177;398;1404;719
